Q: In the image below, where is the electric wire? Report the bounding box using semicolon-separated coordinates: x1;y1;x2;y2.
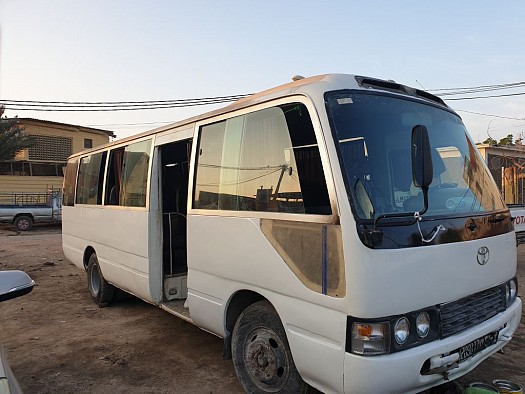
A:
454;109;525;121
1;94;250;105
2;81;525;124
444;91;525;101
86;121;174;127
429;81;525;93
196;167;282;187
198;163;283;171
0;94;251;112
2;99;247;112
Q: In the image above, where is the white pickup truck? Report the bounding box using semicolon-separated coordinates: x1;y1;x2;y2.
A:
509;204;525;245
0;192;62;231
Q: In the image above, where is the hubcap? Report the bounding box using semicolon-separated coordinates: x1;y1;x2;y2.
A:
244;328;289;392
90;264;101;295
18;219;30;230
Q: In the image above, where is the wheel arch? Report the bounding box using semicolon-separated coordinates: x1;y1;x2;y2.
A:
12;213;34;223
83;246;96;270
222;289;267;360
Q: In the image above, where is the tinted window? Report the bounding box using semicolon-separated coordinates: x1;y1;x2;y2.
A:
63;158;79;206
105;140;151;207
194;103;331;215
0;163;11;175
121;140;151;207
12;162;29;176
76;152;106;205
326;91;505;219
31;163;58;176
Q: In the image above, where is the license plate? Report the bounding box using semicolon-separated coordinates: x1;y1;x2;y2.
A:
456;331;499;362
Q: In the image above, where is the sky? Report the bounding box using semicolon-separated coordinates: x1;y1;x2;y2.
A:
1;1;524;141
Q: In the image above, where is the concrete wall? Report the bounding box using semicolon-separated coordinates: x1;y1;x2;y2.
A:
0;175;63;193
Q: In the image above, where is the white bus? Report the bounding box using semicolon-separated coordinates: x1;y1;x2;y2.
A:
62;74;522;394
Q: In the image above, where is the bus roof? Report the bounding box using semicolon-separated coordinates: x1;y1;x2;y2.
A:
68;73;449;159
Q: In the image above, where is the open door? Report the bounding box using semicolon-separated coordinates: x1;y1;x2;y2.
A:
160;139;191;300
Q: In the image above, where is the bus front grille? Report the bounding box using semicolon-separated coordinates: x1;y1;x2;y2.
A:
439;284;506;338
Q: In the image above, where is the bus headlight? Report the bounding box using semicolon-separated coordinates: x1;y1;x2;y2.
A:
394;317;410;345
347;309;438;355
416;312;430;338
351;322;390;355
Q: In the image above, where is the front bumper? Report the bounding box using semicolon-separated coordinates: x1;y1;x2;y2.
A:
343;297;522;394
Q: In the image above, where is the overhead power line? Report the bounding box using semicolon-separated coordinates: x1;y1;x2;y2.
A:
443;91;525;101
426;81;525;101
429;81;525;93
1;94;252;112
86;121;174;127
2;79;525;114
455;109;525;121
1;94;250;105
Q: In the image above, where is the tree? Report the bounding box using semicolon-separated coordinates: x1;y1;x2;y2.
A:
0;106;34;161
498;134;514;146
482;134;516;146
483;137;497;145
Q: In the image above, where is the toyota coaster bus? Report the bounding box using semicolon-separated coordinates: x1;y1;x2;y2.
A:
62;74;522;393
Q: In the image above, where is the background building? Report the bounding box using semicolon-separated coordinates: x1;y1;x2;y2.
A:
0;118;114;193
477;143;525;205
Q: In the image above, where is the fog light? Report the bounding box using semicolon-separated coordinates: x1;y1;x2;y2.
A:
508;279;517;304
394;317;410;345
416;312;430;338
351;322;390;355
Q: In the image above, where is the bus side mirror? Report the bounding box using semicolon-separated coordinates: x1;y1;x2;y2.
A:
411;125;433;189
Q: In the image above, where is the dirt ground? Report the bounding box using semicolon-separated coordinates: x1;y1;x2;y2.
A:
0;224;523;394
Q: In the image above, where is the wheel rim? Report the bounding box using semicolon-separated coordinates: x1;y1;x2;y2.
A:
17;218;30;230
89;263;101;295
243;327;290;392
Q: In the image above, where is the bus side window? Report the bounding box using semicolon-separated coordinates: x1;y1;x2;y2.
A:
194;103;331;215
105;147;125;206
76;152;106;205
63;158;79;206
285;104;331;215
104;140;152;207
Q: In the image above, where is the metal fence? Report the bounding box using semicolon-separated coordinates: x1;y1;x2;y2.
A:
0;189;61;207
486;153;525;205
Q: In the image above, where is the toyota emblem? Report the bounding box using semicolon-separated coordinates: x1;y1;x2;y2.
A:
477;246;490;265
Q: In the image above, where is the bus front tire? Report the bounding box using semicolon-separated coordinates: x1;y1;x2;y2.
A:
87;253;115;307
14;215;32;231
232;300;313;393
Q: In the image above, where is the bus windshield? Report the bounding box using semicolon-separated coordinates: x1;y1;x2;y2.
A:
325;91;506;220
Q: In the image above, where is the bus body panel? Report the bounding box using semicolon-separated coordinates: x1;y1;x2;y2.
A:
154;124;194;146
62;205;152;302
343;298;522;393
187;215;347;326
186;272;347;394
344;232;517;318
147;143;163;303
187;214;347;393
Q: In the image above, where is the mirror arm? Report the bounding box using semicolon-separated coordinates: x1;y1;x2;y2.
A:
418;185;429;216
